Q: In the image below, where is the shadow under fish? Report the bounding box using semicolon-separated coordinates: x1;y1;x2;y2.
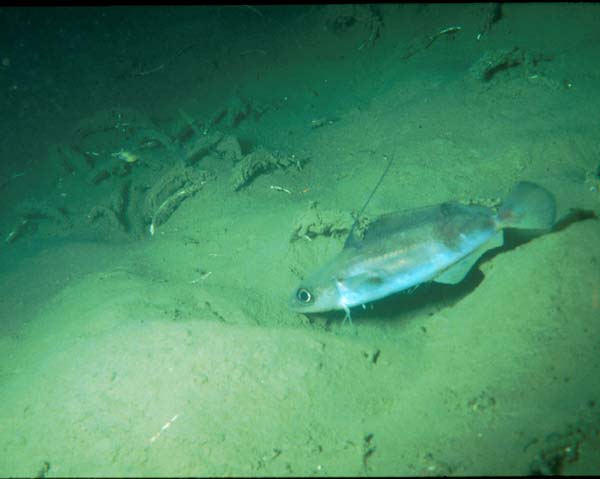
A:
289;181;556;323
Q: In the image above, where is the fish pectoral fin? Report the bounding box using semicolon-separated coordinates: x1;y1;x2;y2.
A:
434;253;480;284
338;271;386;290
435;231;503;285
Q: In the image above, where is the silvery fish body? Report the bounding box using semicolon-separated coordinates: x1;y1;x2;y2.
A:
289;182;556;319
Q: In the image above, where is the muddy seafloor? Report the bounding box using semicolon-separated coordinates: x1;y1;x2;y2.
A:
0;4;599;476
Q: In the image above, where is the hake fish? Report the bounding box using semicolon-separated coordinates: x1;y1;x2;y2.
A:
289;181;556;321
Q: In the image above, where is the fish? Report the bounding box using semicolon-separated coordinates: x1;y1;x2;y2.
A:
289;181;556;322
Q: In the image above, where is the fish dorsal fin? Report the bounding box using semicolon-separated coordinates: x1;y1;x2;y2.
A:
344;205;439;250
345;155;395;246
343;229;363;249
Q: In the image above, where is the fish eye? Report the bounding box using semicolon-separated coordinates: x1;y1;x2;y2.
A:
296;288;312;303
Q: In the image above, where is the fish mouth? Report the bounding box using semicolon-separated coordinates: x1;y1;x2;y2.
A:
288;288;320;313
288;294;310;313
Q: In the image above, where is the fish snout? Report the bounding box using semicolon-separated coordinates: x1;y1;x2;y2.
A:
288;283;340;314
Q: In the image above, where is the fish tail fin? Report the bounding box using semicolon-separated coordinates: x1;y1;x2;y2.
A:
497;181;556;230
